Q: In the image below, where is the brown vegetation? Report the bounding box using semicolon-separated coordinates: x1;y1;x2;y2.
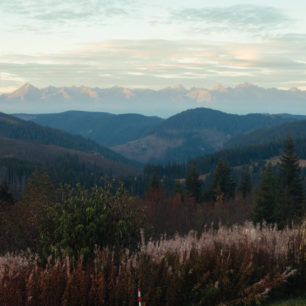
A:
0;222;305;306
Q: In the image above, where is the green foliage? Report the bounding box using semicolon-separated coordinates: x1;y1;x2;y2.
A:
39;183;145;260
211;159;235;201
0;172;55;254
252;138;305;226
277;137;305;226
252;163;279;224
238;166;252;198
185;166;201;202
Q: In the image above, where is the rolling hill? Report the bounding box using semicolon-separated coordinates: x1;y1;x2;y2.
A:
16;108;306;164
0;112;138;167
16;111;163;147
0;112;139;178
225;119;306;148
111;108;304;163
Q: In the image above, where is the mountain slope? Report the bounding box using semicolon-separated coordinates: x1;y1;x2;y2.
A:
111;108;303;163
0;136;137;176
225;120;306;148
0;112;137;167
16;111;163;147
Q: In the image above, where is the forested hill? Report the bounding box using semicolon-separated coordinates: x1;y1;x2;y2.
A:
15;111;163;147
144;136;306;180
152;108;299;135
14;108;306;164
225;119;306;148
111;108;305;163
0;112;137;167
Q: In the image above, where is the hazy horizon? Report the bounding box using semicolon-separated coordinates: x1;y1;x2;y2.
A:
1;81;306;117
1;0;306;97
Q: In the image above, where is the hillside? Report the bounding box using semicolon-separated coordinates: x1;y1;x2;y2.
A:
0;136;137;177
16;111;163;147
111;108;303;163
225;119;306;148
192;136;306;175
0;112;137;167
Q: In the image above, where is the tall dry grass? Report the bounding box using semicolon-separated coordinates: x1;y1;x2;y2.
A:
0;222;305;306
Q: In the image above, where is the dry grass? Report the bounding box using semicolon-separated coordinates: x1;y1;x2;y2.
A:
0;222;305;306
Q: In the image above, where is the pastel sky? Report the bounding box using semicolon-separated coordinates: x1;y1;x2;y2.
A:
1;0;306;93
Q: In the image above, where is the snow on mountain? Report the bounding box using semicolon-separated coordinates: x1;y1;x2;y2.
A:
1;83;306;116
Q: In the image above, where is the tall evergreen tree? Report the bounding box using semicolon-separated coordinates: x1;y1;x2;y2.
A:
185;166;201;202
149;173;160;191
252;163;278;224
211;159;235;201
277;136;304;224
238;166;252;199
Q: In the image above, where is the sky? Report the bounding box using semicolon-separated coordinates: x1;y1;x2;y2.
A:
1;0;306;93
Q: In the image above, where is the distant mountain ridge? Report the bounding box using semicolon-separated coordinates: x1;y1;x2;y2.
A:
16;111;163;147
2;82;306;116
112;108;304;163
0;112;139;175
16;108;306;164
225;119;306;148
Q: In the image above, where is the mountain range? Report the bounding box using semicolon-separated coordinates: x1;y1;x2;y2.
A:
0;112;139;177
15;108;306;164
2;83;306;117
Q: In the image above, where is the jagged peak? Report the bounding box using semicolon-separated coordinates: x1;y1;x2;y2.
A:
8;83;40;99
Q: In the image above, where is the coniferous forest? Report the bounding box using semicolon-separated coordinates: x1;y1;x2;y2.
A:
0;133;305;305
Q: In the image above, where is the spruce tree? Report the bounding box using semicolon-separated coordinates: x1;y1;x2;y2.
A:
149;173;161;191
252;163;278;224
185;166;201;202
211;159;235;201
239;166;252;199
277;136;304;224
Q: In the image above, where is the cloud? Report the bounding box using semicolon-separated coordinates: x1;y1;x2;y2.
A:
1;37;306;91
0;0;131;28
171;5;290;33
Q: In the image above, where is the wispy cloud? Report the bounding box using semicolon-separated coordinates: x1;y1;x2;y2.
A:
0;0;131;29
1;37;306;92
170;5;290;34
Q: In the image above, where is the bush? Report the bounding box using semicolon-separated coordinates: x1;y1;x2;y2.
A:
39;183;145;260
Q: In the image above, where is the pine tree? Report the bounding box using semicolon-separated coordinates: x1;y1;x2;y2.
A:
211;159;235;201
149;173;160;191
252;163;278;224
277;136;304;224
185;166;201;202
238;166;252;199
